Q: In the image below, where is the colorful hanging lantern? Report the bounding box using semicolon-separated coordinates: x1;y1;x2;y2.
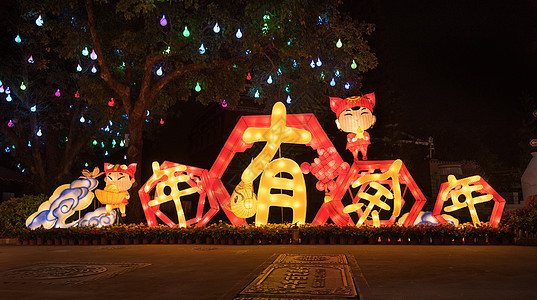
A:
159;15;167;26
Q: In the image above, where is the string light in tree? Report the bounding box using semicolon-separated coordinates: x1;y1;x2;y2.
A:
6;95;12;102
246;73;251;80
76;64;82;72
194;82;202;92
90;49;97;60
30;105;36;112
213;22;220;33
108;98;115;107
0;86;3;93
82;47;89;56
235;29;242;39
35;15;44;27
91;65;97;73
36;127;42;137
336;38;343;48
80;116;85;123
75;90;80;98
55;89;61;97
286;95;292;104
330;78;336;86
15;35;21;43
28;56;34;63
335;70;341;77
316;58;322;66
267;75;273;84
92;140;97;146
4;147;10;153
199;44;206;54
7;120;14;127
20;82;26;91
254;89;260;98
344;82;351;90
182;26;190;37
351;59;358;69
5;87;10;94
156;66;164;76
310;60;316;68
221;99;227;108
27;141;31;147
159;15;167;26
160;118;164;124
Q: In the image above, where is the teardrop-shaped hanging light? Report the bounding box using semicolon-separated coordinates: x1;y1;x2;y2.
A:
80;116;85;123
91;65;97;73
30;105;36;112
28;56;34;64
156;66;163;76
5;87;10;94
0;85;4;93
6;95;12;102
36;128;42;137
159;118;164;124
82;47;89;56
160;15;167;26
246;72;251;80
286;95;292;104
15;35;21;43
336;38;343;48
267;75;273;84
194;82;202;92
235;29;242;39
199;43;206;54
183;26;190;37
90;49;97;60
351;59;358;69
55;89;61;97
213;22;220;33
76;64;82;72
108;98;115;107
75;90;80;98
254;90;260;98
344;82;351;90
330;78;336;86
35;15;44;27
310;60;316;68
20;82;26;91
221;99;227;108
316;57;322;66
335;70;341;77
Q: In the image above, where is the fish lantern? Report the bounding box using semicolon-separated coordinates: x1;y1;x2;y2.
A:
95;163;137;217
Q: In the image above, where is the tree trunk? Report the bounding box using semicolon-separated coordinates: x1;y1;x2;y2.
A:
125;115;145;223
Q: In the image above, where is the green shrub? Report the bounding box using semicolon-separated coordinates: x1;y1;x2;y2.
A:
0;194;47;237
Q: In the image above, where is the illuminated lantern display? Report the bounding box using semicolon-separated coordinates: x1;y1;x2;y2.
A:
139;161;219;227
330;93;376;161
95;163;137;217
313;159;427;227
256;158;307;225
300;146;350;192
229;102;311;225
432;175;506;227
26;178;99;229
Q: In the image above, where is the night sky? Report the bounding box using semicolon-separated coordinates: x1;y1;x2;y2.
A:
346;0;537;170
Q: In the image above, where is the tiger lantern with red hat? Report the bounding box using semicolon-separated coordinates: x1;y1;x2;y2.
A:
330;92;376;160
95;163;137;217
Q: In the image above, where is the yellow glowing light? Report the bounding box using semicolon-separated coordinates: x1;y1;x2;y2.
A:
352;159;403;218
241;102;311;183
145;161;198;227
344;182;392;227
256;158;307;226
441;175;493;227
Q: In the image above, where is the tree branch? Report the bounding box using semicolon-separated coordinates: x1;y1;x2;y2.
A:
85;0;130;101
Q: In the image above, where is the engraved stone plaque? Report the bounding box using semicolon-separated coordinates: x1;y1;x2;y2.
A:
235;254;357;299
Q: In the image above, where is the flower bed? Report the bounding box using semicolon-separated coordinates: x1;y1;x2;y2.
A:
11;223;515;246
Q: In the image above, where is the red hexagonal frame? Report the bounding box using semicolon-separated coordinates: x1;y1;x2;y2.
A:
432;176;506;227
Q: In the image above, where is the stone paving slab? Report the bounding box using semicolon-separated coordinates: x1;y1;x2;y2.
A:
235;254;357;299
0;245;536;299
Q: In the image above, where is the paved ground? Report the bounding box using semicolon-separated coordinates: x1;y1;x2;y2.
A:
0;244;536;300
